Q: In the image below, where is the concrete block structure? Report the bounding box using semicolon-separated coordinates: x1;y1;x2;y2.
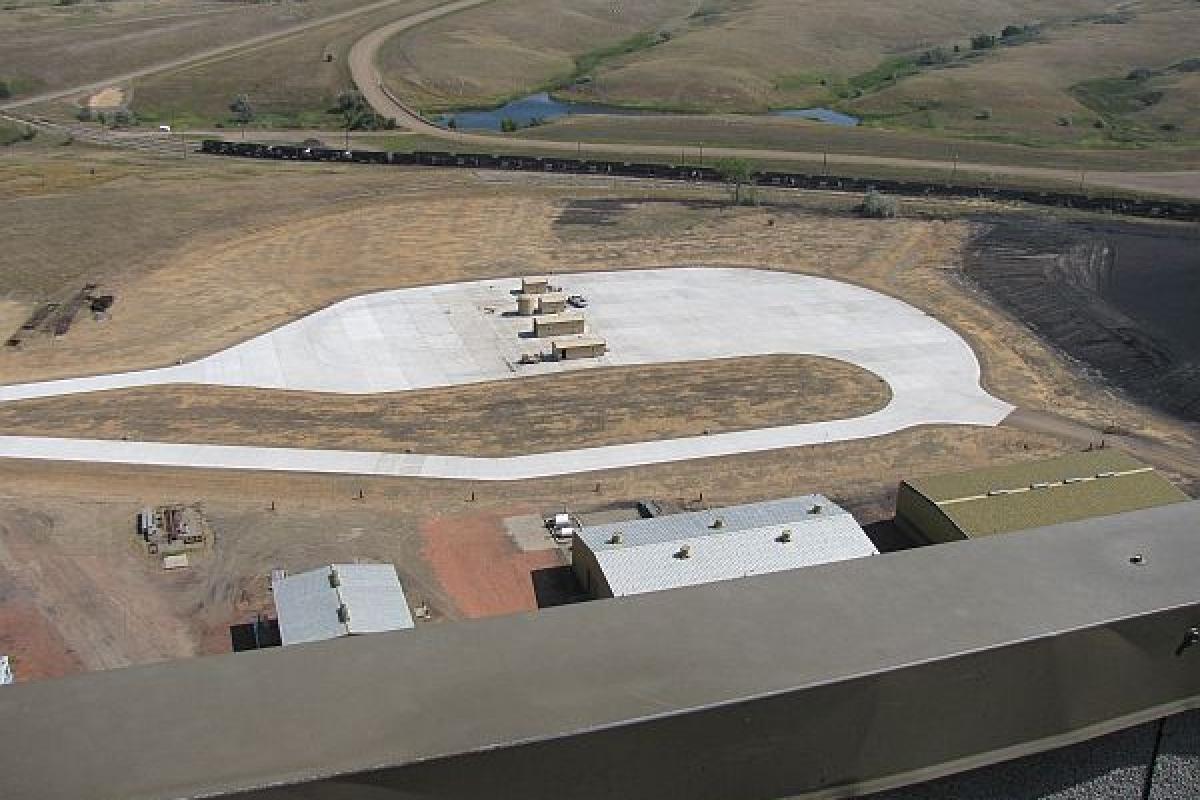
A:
537;292;567;315
532;313;585;338
572;495;878;598
551;335;606;361
520;276;550;295
271;564;415;646
896;450;1190;544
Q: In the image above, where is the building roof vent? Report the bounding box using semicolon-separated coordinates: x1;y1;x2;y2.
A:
328;567;341;588
607;532;624;545
336;603;350;624
809;504;823;514
709;517;724;529
777;529;793;543
675;544;692;560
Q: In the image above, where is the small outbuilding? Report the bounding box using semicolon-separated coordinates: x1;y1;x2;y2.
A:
515;294;539;316
551;335;606;360
895;450;1190;543
521;276;550;295
572;495;878;598
271;563;415;646
532;312;585;338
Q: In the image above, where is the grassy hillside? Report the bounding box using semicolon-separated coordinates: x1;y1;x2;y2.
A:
129;0;444;129
381;0;1200;148
0;0;396;102
376;0;699;111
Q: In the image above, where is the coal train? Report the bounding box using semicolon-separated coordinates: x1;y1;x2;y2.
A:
200;139;1200;222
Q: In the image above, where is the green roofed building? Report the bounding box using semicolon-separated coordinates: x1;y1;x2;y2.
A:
896;451;1191;543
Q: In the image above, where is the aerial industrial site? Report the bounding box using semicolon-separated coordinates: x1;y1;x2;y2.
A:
0;0;1198;797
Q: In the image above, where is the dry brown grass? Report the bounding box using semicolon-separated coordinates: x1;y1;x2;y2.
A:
377;0;697;110
128;0;445;127
0;0;375;99
381;0;1108;111
848;1;1200;145
0;356;890;454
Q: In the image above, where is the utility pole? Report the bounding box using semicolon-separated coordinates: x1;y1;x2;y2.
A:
823;151;828;175
698;143;704;167
951;152;959;183
1079;169;1087;194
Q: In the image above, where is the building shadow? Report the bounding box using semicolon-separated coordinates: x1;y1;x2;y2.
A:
531;566;590;609
229;616;281;652
862;518;922;554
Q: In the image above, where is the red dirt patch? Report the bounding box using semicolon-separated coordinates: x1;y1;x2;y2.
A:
420;510;564;619
0;598;85;682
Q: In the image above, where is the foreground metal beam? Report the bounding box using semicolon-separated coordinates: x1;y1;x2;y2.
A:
2;502;1198;800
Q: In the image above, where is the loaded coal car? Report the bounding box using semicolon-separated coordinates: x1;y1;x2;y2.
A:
387;151;418;165
350;150;389;164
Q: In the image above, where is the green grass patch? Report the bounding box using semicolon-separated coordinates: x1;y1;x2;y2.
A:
1071;76;1165;116
846;56;921;94
570;31;663;84
0;120;37;146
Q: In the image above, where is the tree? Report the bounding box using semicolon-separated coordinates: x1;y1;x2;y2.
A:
76;106;95;122
860;190;899;218
714;157;756;205
499;117;517;133
0;79;10;100
229;94;254;126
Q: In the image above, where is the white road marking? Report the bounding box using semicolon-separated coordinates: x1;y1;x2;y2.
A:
0;268;1013;479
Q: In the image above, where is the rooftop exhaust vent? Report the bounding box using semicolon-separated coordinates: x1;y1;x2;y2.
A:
336;604;350;624
710;518;724;529
328;568;341;588
808;504;823;514
777;529;793;543
675;544;692;560
607;532;624;545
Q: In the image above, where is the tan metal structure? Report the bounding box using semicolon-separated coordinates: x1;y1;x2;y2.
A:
532;313;585;338
552;335;607;360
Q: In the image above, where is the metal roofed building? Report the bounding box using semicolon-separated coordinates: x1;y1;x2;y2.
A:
572;495;878;598
272;563;415;646
896;450;1191;544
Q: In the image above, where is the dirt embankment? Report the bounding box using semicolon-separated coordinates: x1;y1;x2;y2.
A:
965;216;1200;423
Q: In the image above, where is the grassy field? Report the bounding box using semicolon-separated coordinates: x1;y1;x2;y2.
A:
126;0;444;129
380;0;1200;149
376;0;697;111
0;356;890;454
0;0;385;101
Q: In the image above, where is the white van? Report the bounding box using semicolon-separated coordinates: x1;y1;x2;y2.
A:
158;124;172;133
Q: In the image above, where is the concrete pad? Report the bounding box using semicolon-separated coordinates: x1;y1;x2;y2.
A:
0;268;1013;479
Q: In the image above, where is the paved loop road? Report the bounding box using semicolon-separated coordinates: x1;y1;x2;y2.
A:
0;268;1012;479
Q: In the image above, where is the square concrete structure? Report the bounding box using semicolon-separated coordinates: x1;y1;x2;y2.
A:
537;292;567;315
521;277;550;295
896;451;1191;544
572;495;878;598
552;335;606;360
272;564;415;646
532;313;585;338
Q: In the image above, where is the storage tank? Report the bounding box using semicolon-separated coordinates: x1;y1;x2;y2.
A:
516;294;538;316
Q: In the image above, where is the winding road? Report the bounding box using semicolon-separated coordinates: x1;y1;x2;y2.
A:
0;268;1012;480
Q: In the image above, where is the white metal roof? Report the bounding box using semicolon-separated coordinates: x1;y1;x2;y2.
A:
0;656;11;685
272;564;415;646
578;496;878;597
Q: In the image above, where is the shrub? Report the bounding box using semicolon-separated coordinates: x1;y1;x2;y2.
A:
0;79;10;100
76;106;94;122
918;48;952;66
500;118;517;132
975;108;992;120
971;33;997;50
860;190;898;218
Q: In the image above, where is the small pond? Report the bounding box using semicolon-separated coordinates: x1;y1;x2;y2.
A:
435;93;860;131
